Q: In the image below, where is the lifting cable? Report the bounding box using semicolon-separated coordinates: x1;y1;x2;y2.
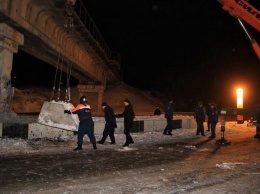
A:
50;1;75;102
64;14;75;102
51;53;72;102
50;52;61;101
57;56;64;101
65;60;72;102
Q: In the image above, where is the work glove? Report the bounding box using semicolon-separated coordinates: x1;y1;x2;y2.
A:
64;109;71;114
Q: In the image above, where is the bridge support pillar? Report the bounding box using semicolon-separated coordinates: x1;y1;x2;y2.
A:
0;23;24;113
77;84;105;115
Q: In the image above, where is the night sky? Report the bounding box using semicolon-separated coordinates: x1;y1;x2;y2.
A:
12;0;260;110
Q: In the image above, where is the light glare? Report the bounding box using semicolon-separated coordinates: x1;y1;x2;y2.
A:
236;88;243;108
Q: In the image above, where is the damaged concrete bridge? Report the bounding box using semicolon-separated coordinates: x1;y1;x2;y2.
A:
1;0;196;140
0;0;122;115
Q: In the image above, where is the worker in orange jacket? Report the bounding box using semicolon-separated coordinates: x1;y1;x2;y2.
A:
64;96;97;150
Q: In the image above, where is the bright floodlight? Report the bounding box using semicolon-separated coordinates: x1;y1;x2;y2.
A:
236;88;243;108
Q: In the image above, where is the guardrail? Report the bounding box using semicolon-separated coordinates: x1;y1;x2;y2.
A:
74;0;121;63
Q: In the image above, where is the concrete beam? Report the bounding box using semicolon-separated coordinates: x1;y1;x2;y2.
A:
0;117;197;140
0;0;121;85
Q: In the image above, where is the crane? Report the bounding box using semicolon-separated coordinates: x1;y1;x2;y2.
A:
217;0;260;60
216;0;260;144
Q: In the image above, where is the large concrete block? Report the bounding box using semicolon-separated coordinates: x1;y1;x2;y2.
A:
46;126;74;140
172;120;182;129
2;123;28;138
94;121;106;135
144;120;154;132
132;121;144;133
45;126;74;140
153;120;167;132
38;101;79;131
190;118;197;129
182;118;191;129
28;123;46;139
28;123;74;140
1;116;196;139
115;120;124;133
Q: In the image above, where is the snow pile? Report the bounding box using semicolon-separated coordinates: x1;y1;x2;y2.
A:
216;162;246;170
0;138;32;153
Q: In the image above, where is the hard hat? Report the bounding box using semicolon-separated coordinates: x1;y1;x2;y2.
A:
80;96;87;104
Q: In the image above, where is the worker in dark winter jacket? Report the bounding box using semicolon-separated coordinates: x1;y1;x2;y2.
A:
97;102;117;145
117;98;135;147
64;96;97;150
194;101;206;136
154;106;162;115
163;98;174;135
208;103;218;138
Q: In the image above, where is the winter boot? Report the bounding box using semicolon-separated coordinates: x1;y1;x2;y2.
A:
73;144;82;151
93;143;97;150
97;140;104;144
123;142;129;147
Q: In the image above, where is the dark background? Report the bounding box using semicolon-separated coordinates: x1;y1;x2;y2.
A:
12;0;260;110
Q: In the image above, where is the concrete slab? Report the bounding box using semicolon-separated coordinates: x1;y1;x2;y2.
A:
37;101;79;131
29;123;74;140
28;123;46;139
1;116;196;139
144;120;154;132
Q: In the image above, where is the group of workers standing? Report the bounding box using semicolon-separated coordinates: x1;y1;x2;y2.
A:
64;95;219;151
157;98;219;138
64;97;135;150
194;101;218;138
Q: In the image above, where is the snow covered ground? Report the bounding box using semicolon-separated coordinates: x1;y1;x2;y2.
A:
2;84;260;193
1;121;260;193
0;120;196;156
0;121;254;155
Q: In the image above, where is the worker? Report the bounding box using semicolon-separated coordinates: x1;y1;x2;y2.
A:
64;96;97;150
97;102;117;145
154;106;162;115
163;98;174;135
117;98;135;147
